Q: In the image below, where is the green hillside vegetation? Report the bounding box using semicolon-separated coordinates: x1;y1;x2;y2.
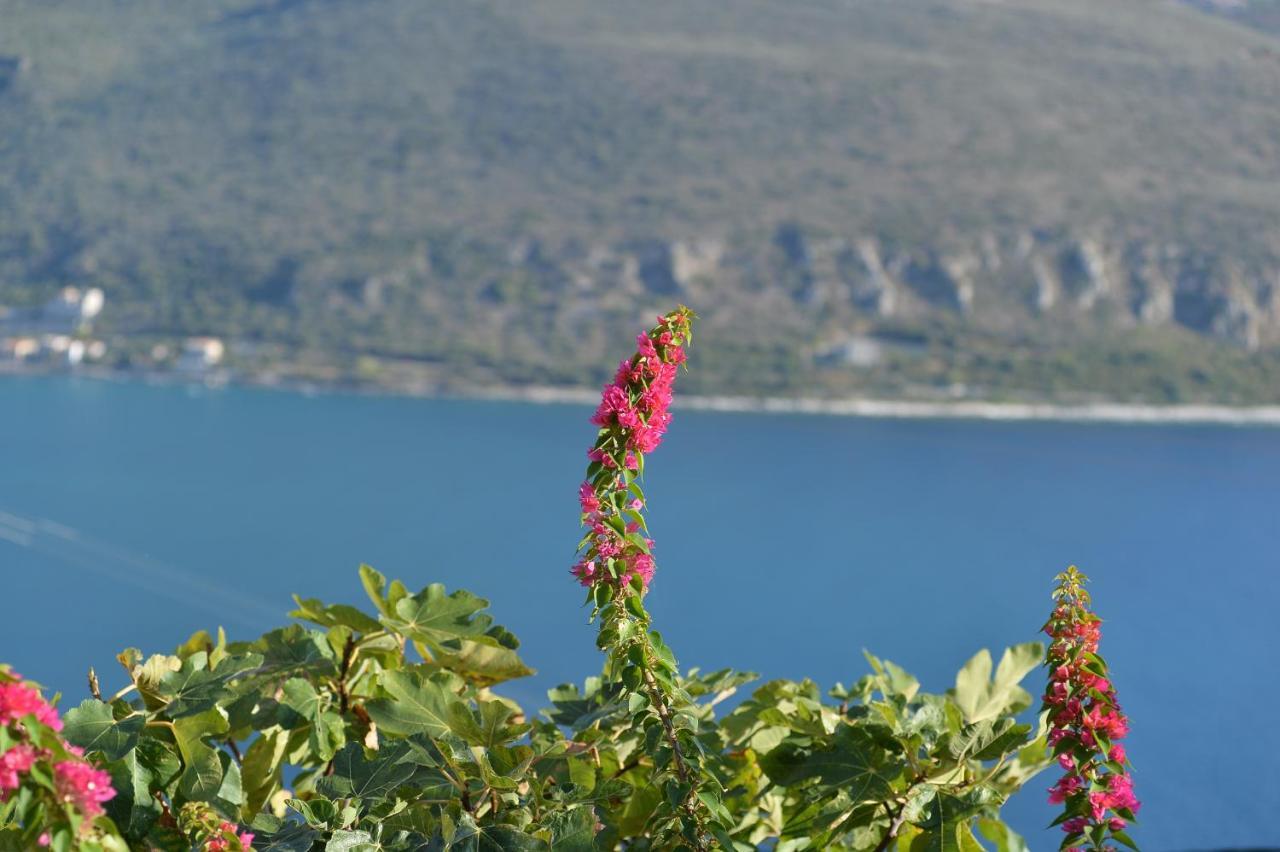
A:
2;0;1279;402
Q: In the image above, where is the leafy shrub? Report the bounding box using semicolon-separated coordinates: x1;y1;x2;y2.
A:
1;308;1138;850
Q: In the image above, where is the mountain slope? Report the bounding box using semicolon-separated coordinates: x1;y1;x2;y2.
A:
1;0;1279;401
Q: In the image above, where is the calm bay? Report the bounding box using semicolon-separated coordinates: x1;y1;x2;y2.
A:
2;375;1277;849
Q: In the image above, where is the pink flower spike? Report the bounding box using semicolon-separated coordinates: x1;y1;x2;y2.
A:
571;308;693;593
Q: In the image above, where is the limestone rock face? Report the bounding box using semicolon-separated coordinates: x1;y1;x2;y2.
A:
671;240;724;287
848;239;897;317
1031;254;1061;313
1059;239;1113;310
491;226;1279;352
900;251;975;314
1128;245;1174;326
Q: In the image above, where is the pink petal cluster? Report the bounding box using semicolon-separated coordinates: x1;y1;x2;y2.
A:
0;679;63;731
53;759;116;818
1042;567;1139;849
206;821;255;851
589;329;684;455
0;743;38;799
572;308;693;590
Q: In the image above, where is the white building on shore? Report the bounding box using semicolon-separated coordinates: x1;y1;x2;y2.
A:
176;337;226;372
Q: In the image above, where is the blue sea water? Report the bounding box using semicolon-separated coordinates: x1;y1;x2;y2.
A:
2;375;1278;849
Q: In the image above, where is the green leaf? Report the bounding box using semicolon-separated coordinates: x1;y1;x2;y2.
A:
976;818;1029;852
380;802;437;836
173;709;228;801
448;700;531;750
909;791;994;852
450;813;550;851
241;729;288;820
864;651;921;700
543;808;599;851
364;670;459;737
380;583;499;651
359;564;392;616
947;719;1032;762
62;700;144;762
953;650;993;722
250;822;321;851
318;742;418;799
103;748;162;840
761;726;900;800
291;596;383;634
235;626;335;677
278;678;345;762
567;755;597;793
325;830;376;852
279;678;324;726
159;652;263;718
953;644;1043;723
429;640;534;687
216;756;245;809
289;796;338;828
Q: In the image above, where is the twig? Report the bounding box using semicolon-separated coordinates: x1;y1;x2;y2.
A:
873;800;909;852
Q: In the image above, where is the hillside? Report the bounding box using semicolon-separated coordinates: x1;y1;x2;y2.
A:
2;0;1280;402
1186;0;1280;35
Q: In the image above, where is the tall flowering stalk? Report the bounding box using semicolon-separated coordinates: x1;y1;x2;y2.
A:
571;307;725;850
572;307;690;591
1042;567;1140;851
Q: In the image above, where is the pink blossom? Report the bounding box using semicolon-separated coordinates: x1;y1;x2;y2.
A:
1048;773;1082;804
1041;567;1138;846
572;308;693;592
0;682;62;731
578;482;600;515
1061;817;1089;835
571;559;598;586
53;760;115;818
0;744;38;798
206;822;254;851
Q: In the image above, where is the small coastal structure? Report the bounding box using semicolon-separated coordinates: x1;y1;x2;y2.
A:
0;287;105;335
0;333;105;366
0;336;40;361
0;332;107;365
176;337;225;372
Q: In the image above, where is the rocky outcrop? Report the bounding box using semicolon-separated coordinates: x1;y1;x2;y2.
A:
1059;239;1113;310
1174;259;1265;350
1128;244;1174;326
899;251;975;313
0;55;30;95
847;239;897;317
670;240;724;287
486;226;1279;351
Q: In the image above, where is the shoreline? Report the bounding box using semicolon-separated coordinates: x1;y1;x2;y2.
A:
473;384;1280;426
7;365;1280;426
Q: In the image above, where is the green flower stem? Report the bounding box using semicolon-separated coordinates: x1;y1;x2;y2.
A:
601;600;714;851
